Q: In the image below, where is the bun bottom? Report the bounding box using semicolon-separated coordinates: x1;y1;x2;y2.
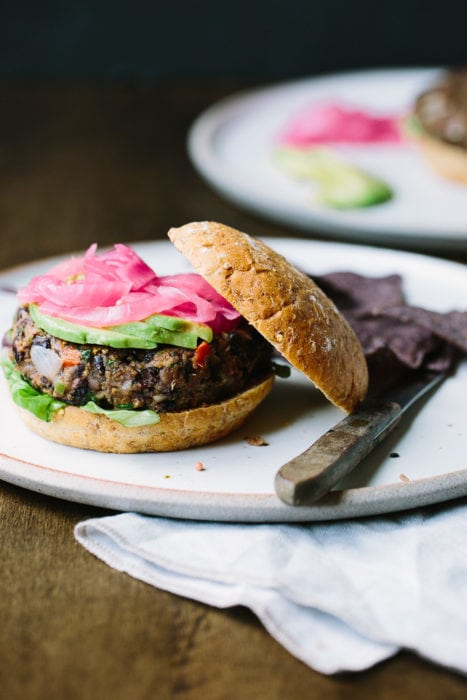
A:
415;131;467;184
16;375;275;453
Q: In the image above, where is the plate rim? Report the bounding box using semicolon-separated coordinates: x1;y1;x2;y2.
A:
1;450;467;522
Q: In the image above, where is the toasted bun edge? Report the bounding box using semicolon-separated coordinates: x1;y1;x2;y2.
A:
407;120;467;184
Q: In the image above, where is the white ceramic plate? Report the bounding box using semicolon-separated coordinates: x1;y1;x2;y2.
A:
0;239;466;521
188;68;467;252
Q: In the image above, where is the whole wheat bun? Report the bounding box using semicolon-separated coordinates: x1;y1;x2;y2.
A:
16;375;274;453
168;221;368;412
408;69;467;185
411;129;467;184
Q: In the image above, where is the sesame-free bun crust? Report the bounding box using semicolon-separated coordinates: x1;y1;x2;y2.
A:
16;375;274;453
412;129;467;184
168;222;368;412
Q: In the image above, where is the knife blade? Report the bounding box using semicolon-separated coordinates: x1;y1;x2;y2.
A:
274;370;446;506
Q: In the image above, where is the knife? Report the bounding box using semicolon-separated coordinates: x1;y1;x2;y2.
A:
274;369;446;506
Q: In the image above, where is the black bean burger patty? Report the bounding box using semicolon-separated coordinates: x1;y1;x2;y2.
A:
415;70;467;149
10;306;273;412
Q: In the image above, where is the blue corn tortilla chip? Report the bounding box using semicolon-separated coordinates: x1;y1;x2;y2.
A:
313;272;464;395
380;305;467;354
314;272;405;316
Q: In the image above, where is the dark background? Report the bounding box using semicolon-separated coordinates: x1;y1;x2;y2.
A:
1;0;466;83
0;0;466;264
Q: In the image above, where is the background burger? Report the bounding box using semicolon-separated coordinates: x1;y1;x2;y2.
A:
2;222;368;453
408;69;467;184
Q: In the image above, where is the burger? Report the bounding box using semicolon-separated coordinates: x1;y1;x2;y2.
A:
408;69;467;184
2;222;368;453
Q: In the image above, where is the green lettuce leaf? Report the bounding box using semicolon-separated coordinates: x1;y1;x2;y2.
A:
81;401;160;427
1;356;160;426
1;355;66;421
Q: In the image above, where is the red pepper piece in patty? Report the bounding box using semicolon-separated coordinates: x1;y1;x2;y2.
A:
194;341;211;368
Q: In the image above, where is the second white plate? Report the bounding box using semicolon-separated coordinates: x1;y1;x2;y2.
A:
188;68;467;251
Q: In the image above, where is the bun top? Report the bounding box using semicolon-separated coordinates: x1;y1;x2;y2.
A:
168;221;368;412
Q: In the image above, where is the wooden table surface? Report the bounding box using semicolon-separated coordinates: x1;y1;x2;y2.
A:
0;82;466;700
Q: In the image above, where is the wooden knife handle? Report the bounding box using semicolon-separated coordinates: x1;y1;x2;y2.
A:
274;400;402;506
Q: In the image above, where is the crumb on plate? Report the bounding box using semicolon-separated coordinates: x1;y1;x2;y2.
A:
245;434;269;446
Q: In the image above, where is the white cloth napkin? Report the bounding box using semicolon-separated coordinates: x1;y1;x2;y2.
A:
74;500;467;675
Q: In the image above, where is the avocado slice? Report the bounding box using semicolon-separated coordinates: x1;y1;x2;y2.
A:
274;147;392;209
29;304;213;350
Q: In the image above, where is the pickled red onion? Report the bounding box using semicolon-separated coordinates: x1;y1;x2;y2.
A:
47;243;157;289
278;102;403;146
18;244;240;332
20;275;132;308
